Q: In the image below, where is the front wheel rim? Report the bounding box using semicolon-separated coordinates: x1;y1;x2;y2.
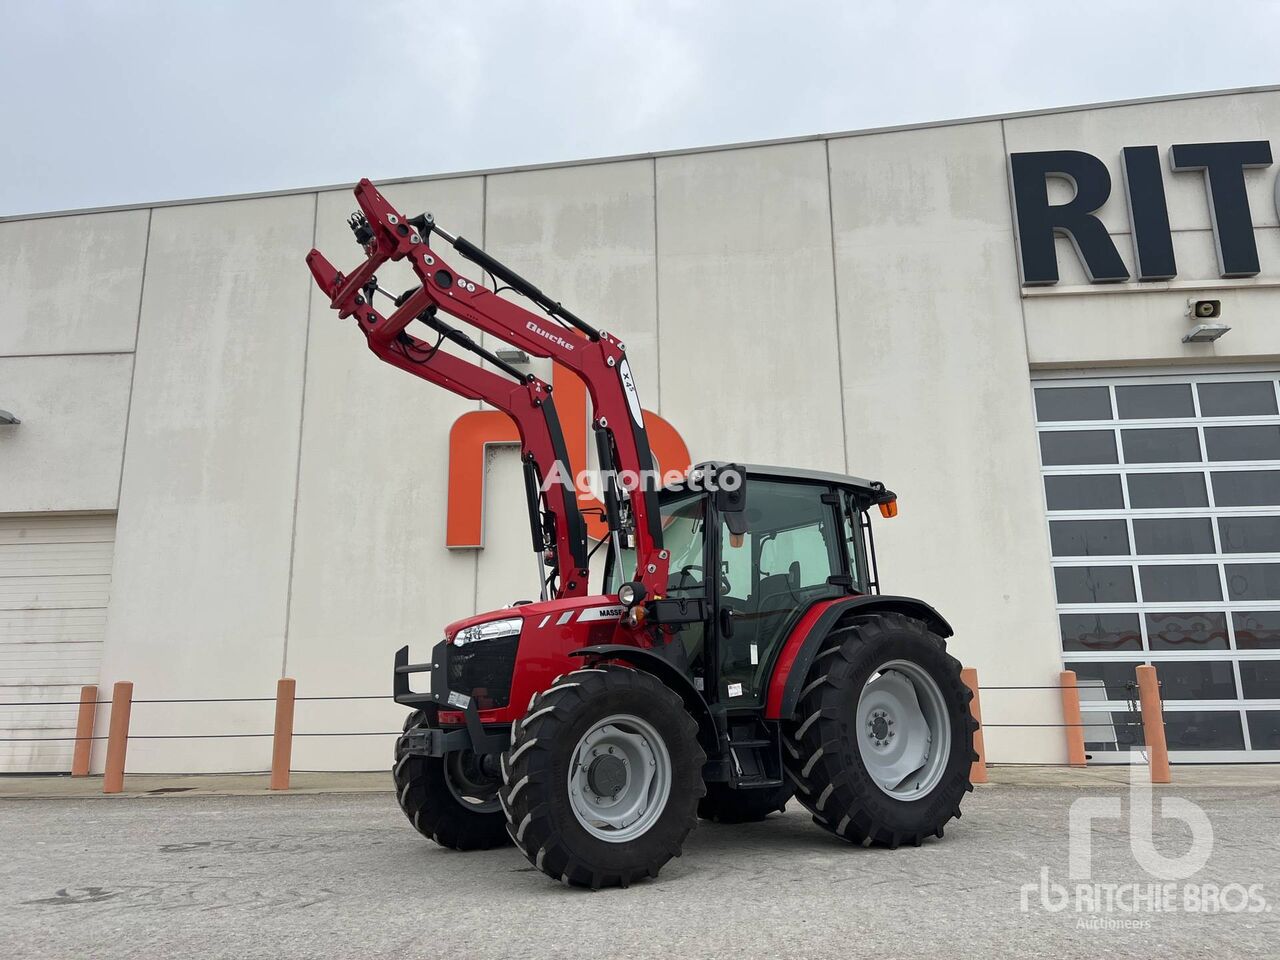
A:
855;659;952;801
567;714;672;843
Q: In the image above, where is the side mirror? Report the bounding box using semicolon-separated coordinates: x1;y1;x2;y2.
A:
714;463;749;537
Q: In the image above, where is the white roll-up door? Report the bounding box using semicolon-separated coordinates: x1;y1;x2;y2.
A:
0;514;116;773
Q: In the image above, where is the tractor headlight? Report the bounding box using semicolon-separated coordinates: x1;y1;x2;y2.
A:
617;581;647;608
453;616;522;646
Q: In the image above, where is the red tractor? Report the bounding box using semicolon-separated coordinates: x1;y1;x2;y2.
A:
307;180;977;889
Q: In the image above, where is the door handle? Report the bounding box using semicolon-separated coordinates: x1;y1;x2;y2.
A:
718;607;734;638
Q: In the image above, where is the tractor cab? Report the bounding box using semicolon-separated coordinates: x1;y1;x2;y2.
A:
606;462;897;709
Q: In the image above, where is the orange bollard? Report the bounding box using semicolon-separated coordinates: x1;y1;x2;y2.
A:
71;685;97;777
960;667;988;784
1059;671;1087;768
102;681;133;794
270;678;296;791
1135;664;1171;784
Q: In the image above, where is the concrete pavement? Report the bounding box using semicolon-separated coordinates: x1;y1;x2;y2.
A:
4;763;1279;800
3;769;1279;959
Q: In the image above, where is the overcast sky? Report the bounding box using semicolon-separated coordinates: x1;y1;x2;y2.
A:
3;1;1277;217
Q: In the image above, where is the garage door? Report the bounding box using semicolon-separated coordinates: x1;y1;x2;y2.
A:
0;514;116;773
1034;372;1280;762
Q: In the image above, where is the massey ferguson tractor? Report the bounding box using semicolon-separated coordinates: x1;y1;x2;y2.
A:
307;179;977;889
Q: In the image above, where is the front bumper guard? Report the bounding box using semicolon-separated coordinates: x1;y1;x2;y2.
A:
393;644;509;757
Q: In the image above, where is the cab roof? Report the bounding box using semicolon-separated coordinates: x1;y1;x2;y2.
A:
668;461;896;505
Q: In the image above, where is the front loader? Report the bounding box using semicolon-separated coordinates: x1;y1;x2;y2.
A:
307;179;978;888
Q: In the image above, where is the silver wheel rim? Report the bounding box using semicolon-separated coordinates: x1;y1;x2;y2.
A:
856;659;952;801
567;713;672;843
444;751;502;814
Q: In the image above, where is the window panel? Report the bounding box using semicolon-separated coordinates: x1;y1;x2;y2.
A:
1115;383;1194;419
764;524;837;588
1247;711;1280;749
1139;564;1222;602
1098;710;1146;749
1212;470;1280;507
1218;516;1280;554
1127;473;1208;508
1035;386;1113;423
1225;563;1280;601
1233;611;1280;649
1039;430;1118;466
1121;428;1201;464
1132;517;1214;555
1197;381;1278;418
1204;425;1280;462
1050;520;1129;557
1060;613;1142;652
1045;474;1124;511
1065;660;1143;700
1163;711;1245;750
1153;660;1238;700
1146;612;1229;651
1238;661;1280;699
1055;565;1136;604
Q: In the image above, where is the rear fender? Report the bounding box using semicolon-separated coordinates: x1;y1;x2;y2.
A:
570;645;722;758
764;595;953;720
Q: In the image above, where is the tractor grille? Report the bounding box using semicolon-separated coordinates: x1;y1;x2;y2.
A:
447;635;519;710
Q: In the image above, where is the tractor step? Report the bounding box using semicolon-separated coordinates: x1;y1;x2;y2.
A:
733;774;785;789
728;738;771;749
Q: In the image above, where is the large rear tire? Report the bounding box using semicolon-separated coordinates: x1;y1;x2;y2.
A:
697;782;792;823
393;710;511;851
783;613;975;848
499;666;706;889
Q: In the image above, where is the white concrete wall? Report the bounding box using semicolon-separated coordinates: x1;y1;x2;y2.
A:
655;141;846;473
94;194;315;772
285;178;485;771
3;88;1278;770
0;354;133;513
827;121;1065;762
0;209;149;356
0;208;147;512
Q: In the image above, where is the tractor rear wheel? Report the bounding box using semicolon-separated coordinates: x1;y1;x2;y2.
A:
393;710;511;851
499;666;706;889
697;782;792;823
783;613;975;848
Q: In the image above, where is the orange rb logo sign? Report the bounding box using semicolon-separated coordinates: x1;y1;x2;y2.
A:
446;365;689;546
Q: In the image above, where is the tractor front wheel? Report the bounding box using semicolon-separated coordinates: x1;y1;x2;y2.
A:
393;710;511;851
499;666;706;889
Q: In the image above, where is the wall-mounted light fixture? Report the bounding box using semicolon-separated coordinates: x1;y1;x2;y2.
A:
1183;323;1231;344
0;409;19;425
1182;299;1230;343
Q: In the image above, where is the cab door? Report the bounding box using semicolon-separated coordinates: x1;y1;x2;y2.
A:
712;479;848;707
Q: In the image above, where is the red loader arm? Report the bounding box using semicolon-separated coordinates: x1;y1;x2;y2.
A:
307;179;669;597
307;222;590;600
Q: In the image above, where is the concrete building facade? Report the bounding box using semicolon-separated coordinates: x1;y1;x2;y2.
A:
4;86;1280;772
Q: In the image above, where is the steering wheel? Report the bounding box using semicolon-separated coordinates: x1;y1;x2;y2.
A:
671;564;704;591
